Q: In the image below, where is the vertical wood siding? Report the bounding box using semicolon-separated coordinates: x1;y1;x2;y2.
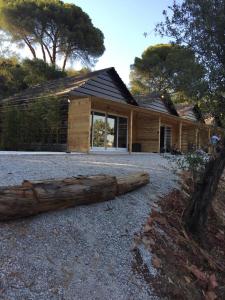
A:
181;126;197;152
133;114;159;152
67;98;91;152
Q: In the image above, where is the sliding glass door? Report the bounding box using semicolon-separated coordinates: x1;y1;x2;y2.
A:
106;115;117;148
118;117;128;148
90;111;128;150
92;112;106;148
160;126;172;152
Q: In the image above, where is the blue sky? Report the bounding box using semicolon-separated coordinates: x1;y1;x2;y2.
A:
64;0;174;84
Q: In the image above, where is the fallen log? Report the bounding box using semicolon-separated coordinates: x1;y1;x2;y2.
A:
0;172;149;221
117;172;150;195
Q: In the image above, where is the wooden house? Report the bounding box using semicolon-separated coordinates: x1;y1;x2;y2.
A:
0;67;221;153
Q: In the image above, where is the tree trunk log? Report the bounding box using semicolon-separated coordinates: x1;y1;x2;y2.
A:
184;143;225;235
117;172;150;195
0;172;149;221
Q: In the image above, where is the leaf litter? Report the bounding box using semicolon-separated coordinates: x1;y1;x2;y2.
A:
132;171;225;299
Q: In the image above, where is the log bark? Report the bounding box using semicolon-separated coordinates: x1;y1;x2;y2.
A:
117;172;150;195
0;172;149;221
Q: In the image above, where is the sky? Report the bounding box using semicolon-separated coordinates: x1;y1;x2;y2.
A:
62;0;174;85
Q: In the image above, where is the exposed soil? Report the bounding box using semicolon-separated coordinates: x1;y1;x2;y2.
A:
134;174;225;300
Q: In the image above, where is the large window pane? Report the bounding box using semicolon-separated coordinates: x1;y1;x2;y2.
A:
90;111;128;150
160;126;171;152
106;115;117;148
118;117;127;148
93;112;105;147
165;127;172;152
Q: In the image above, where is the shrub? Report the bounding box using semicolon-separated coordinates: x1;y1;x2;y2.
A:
0;96;63;150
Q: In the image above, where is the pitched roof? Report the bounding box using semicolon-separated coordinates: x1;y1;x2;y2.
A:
2;67;137;105
176;104;205;123
134;93;179;116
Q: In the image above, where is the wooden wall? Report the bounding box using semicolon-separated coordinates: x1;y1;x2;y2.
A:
133;113;159;152
67;98;91;152
181;125;196;152
91;98;130;118
199;128;209;152
66;96;216;154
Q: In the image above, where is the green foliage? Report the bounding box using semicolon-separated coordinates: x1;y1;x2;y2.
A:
1;97;62;150
167;151;208;183
176;152;208;180
0;57;67;99
22;58;66;86
66;67;91;77
156;0;225;121
0;56;26;98
130;44;206;100
0;0;105;70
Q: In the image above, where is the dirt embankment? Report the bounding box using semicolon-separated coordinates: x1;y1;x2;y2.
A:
134;172;225;300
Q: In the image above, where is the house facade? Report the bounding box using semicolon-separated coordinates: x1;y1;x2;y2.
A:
66;68;218;154
0;67;222;153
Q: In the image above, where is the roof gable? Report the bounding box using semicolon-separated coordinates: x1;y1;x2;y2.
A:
135;94;179;116
70;68;137;105
176;104;204;123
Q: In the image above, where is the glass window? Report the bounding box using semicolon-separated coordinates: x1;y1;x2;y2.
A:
106;115;117;148
92;112;106;147
160;126;172;152
118;117;127;148
90;111;128;149
165;127;172;152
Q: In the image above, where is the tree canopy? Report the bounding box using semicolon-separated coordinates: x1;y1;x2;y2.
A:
130;43;206;100
0;0;105;70
0;57;67;99
0;57;26;98
156;0;225;121
156;0;225;234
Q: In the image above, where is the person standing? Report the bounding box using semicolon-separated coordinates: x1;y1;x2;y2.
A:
210;133;220;156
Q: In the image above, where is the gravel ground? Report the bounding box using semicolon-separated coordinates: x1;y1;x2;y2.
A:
0;153;177;300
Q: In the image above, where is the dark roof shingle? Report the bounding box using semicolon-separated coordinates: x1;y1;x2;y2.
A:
2;67;137;105
134;94;179;116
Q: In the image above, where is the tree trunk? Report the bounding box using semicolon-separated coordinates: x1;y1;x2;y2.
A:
62;53;69;71
52;40;57;66
40;43;46;62
185;142;225;235
43;42;53;64
23;37;36;59
0;172;149;221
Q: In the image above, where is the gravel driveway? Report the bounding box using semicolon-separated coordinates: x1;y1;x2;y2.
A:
0;153;177;300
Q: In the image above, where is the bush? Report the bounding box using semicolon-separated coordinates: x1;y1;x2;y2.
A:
168;151;209;182
0;96;64;150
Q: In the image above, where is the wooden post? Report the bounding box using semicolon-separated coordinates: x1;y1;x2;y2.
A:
158;117;161;153
129;110;133;154
179;122;182;151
